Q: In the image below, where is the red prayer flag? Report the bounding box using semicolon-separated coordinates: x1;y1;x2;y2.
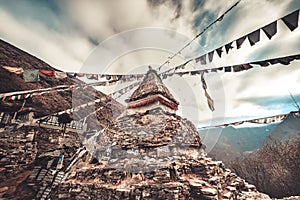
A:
39;70;56;77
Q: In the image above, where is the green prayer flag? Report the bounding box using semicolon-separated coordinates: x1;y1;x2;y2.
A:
23;69;40;82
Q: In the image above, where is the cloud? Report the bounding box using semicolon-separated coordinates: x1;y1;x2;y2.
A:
0;0;201;69
239;94;300;113
0;5;95;70
147;0;183;19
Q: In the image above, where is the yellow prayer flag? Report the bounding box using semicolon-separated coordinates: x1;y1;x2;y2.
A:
2;66;24;75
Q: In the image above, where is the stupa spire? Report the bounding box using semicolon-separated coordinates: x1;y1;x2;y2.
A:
126;66;179;114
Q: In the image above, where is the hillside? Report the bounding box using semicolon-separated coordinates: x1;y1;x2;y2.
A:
264;112;300;144
230;136;300;198
229;112;300;198
0;39;74;114
198;123;277;164
0;39;124;126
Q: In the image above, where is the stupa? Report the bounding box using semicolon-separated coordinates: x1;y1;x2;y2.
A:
126;66;179;114
52;67;271;199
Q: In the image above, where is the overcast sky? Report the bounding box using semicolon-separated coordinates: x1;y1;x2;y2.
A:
0;0;300;126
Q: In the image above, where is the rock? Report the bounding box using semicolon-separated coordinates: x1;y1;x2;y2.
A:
0;186;9;193
201;187;218;196
58;193;71;198
245;183;256;191
226;186;237;192
223;191;233;199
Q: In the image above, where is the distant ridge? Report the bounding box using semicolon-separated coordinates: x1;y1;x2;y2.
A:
264;112;300;145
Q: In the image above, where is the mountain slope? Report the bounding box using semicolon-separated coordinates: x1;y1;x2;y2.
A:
0;39;76;92
0;39;125;126
264;112;300;144
0;39;75;115
230;112;300;198
198;123;277;164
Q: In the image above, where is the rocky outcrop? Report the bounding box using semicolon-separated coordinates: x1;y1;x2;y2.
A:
50;108;271;199
52;151;270;199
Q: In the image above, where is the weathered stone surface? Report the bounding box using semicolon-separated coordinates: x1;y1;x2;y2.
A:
48;107;272;199
0;67;275;200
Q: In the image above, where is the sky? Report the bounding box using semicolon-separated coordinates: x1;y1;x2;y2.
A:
0;0;300;126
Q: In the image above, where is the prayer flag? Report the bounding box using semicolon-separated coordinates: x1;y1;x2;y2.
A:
23;69;40;82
